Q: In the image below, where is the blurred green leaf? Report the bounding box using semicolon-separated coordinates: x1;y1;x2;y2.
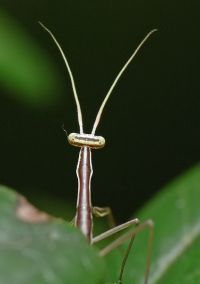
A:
0;10;61;106
0;186;105;284
1;165;199;283
104;165;200;284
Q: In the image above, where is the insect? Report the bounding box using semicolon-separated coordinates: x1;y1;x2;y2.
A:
39;22;156;284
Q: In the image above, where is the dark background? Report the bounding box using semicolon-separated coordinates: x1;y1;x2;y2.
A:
0;0;199;222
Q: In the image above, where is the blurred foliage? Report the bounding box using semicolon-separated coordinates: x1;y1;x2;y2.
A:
0;186;105;284
0;165;199;283
104;165;200;283
0;9;61;106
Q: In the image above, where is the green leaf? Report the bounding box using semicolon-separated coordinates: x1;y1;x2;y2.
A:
1;165;199;283
104;165;200;284
0;10;61;106
0;186;105;284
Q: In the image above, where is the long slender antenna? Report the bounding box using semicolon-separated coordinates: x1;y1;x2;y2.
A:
39;22;84;134
91;29;157;135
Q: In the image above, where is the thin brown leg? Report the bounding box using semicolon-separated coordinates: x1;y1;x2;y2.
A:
93;219;154;284
92;218;139;244
118;231;136;284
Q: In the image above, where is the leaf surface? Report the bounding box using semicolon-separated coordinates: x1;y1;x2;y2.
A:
0;186;105;284
104;165;200;284
0;10;60;106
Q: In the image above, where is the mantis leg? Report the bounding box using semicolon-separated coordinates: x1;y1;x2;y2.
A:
92;219;154;284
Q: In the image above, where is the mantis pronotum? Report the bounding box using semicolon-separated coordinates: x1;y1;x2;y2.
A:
39;22;157;284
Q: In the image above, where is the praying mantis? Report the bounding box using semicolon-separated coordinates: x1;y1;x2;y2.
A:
39;22;157;284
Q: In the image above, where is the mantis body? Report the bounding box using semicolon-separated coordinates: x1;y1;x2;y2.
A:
40;22;156;283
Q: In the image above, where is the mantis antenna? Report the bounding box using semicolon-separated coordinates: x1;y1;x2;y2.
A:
91;29;157;135
39;22;157;136
39;22;84;134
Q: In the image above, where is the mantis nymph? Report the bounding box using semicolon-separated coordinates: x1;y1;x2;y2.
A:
40;22;156;283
